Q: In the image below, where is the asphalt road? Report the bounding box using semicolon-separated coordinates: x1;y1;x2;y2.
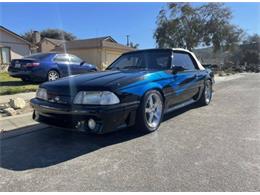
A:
0;73;259;191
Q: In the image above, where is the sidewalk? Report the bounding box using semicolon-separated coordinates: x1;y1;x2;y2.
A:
0;92;36;132
0;112;37;131
0;112;48;139
0;111;48;134
0;92;36;104
214;73;244;83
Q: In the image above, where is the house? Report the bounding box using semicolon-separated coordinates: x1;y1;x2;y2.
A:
0;26;32;71
38;37;65;53
28;31;65;53
54;36;134;70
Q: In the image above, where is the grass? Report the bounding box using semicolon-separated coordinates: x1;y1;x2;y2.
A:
0;72;38;95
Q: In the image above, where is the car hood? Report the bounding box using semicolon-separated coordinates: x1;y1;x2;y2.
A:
40;70;155;95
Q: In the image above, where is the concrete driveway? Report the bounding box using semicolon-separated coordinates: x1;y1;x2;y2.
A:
0;73;259;191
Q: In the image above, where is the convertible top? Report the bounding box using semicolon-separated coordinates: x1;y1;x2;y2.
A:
124;48;205;71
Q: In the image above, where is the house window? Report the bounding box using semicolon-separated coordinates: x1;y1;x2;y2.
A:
0;47;11;64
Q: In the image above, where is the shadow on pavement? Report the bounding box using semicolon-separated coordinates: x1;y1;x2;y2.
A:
0;124;147;171
0;104;198;171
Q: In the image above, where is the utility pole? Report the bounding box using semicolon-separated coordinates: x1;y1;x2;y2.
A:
126;35;130;46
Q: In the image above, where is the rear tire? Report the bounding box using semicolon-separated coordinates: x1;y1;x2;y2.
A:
198;80;212;106
135;90;164;133
47;70;60;81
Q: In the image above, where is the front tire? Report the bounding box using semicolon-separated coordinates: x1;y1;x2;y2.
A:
198;80;212;106
135;90;164;133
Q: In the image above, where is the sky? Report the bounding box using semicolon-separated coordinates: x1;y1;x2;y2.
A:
0;2;259;49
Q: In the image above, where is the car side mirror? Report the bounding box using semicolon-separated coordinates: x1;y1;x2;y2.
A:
80;61;85;66
171;66;185;74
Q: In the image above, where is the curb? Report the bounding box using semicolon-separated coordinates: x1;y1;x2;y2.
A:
0;92;36;104
0;112;35;131
0;111;48;139
0;112;32;121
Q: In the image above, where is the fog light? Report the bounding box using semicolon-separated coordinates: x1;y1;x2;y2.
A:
75;121;84;129
88;119;96;130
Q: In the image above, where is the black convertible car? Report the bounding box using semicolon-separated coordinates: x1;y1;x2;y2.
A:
31;48;214;134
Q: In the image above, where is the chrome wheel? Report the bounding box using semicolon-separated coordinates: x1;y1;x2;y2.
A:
204;81;212;104
48;70;59;81
145;93;163;128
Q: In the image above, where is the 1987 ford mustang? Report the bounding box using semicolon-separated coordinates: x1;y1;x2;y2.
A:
30;48;214;134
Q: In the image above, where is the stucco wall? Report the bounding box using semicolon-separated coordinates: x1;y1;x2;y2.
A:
40;39;56;53
65;48;129;70
62;48;102;69
0;29;31;59
101;48;122;69
54;44;133;70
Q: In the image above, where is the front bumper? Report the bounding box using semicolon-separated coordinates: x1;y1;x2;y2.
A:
30;98;139;134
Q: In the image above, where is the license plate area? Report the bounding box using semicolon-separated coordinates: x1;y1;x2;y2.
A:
15;63;21;68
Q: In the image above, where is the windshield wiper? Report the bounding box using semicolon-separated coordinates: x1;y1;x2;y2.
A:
107;66;119;70
121;66;145;70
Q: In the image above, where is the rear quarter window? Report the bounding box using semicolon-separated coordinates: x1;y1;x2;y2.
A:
53;54;70;63
172;52;198;70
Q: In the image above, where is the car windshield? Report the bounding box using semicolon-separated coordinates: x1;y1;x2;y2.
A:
24;53;51;60
107;50;172;70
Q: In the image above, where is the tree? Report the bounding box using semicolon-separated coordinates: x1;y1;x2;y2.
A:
21;30;34;43
199;3;244;52
40;29;76;41
241;34;260;66
225;34;260;72
154;3;243;51
129;42;139;49
21;28;76;43
243;34;260;44
154;3;203;50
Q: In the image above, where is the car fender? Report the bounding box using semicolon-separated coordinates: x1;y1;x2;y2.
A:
48;63;62;77
120;80;164;102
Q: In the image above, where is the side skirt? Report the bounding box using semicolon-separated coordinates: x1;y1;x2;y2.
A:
164;99;196;114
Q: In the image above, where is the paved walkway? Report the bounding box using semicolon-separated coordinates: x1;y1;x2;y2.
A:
0;113;37;131
214;73;245;83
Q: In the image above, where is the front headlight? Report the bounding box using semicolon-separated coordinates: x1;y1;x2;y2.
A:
36;88;47;100
73;91;120;105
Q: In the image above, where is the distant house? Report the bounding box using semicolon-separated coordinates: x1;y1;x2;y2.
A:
0;26;32;71
39;37;65;53
28;31;65;53
54;36;134;70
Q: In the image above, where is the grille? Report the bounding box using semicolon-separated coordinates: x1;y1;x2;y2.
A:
47;92;72;104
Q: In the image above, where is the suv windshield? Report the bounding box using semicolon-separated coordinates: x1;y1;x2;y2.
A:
107;50;172;70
